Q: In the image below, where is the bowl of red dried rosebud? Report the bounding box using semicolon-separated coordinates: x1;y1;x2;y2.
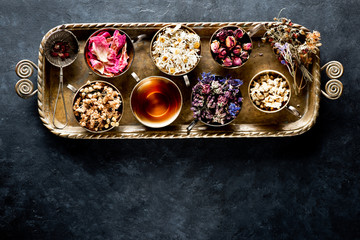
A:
84;28;135;78
209;26;252;69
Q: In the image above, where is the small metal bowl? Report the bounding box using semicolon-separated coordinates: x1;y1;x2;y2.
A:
84;28;135;78
209;25;252;69
150;24;201;77
69;80;124;133
187;76;243;132
248;70;300;118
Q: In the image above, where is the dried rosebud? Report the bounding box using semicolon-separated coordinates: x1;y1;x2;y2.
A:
233;45;242;55
227;29;234;36
234;29;244;39
211;40;220;53
243;43;252;51
218;48;227;59
58;53;66;60
223;57;233;67
233;57;242;66
216;29;227;42
54;43;61;50
226;36;236;49
240;51;249;60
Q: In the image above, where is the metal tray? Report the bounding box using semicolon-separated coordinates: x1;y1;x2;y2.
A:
15;22;344;139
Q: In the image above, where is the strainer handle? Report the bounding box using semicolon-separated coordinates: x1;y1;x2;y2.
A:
187;119;199;134
247;23;264;38
183;75;190;87
14;60;38;99
52;66;68;129
320;61;344;100
132;34;146;45
285;105;302;118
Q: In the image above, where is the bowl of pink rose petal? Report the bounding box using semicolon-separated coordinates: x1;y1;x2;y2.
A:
210;26;252;69
84;28;134;78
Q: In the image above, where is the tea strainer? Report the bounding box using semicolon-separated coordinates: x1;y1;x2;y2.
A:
44;29;79;129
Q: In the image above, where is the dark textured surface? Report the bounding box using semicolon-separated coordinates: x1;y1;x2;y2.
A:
1;0;360;239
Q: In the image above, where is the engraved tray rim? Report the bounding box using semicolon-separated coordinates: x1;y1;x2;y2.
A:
36;22;320;139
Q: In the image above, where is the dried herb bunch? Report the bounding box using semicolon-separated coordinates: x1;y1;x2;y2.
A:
262;11;321;94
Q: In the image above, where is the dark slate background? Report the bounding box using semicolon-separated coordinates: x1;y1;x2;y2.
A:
1;0;359;239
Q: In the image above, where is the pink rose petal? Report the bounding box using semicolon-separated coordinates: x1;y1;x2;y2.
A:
90;59;105;74
90;36;110;63
87;30;129;75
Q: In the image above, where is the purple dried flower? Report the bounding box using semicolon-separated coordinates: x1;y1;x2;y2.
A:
232;88;240;96
192;94;204;107
228;78;243;87
224;91;231;98
217;95;228;107
223;57;233;67
213;108;227;125
225;36;236;49
210;40;220;53
200;72;215;83
229;103;241;116
204;109;214;120
192;83;202;93
191;107;201;119
206;95;216;109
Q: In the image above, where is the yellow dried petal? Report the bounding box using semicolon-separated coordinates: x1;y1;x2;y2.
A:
159;36;165;43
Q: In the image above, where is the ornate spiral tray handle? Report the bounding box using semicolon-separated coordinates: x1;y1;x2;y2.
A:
321;61;344;100
15;60;38;99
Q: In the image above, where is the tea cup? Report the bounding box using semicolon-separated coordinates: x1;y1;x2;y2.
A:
130;72;183;128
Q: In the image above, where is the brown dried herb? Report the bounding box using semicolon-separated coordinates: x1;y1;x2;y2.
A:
262;9;321;94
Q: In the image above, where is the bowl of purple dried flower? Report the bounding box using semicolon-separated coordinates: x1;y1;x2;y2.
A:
187;72;243;132
210;26;252;69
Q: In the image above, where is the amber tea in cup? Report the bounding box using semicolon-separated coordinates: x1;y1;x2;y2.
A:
130;76;182;128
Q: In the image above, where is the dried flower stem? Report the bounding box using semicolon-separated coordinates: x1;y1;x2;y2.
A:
263;12;321;94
